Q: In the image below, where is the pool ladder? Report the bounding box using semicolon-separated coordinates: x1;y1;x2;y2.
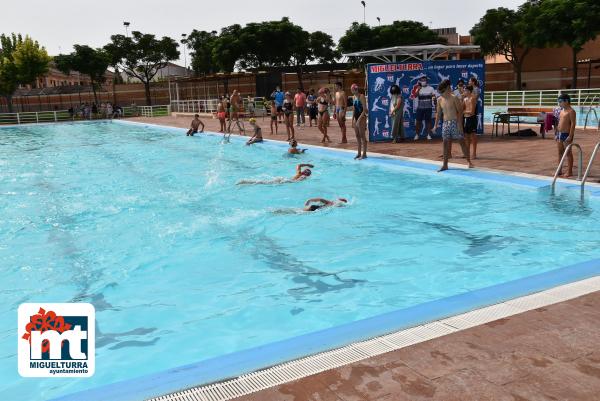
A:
552;141;600;190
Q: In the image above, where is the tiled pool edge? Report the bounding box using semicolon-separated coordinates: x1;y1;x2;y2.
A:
49;259;600;401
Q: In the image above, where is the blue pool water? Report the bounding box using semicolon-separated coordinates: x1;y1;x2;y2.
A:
1;121;600;401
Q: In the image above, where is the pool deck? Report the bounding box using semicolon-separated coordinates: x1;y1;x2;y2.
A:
128;115;600;179
126;116;600;400
232;292;600;401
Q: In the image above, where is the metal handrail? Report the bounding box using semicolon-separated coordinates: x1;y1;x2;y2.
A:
581;142;600;188
552;143;583;188
552;143;583;187
583;107;599;131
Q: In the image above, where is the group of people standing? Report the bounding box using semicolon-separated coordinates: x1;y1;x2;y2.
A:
211;76;485;166
269;83;368;160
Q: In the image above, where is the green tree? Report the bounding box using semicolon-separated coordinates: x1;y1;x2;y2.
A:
527;0;600;89
187;30;218;75
471;7;532;89
0;34;50;112
233;18;339;89
55;45;110;104
103;42;125;105
212;24;243;73
289;30;339;90
338;20;443;65
107;31;179;105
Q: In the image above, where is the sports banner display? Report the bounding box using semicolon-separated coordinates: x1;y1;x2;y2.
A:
366;60;485;142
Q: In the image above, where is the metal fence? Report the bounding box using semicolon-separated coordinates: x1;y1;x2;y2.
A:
171;98;269;117
139;105;171;118
486;88;600;107
0;105;162;125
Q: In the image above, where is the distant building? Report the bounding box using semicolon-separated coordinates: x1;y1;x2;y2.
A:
121;62;189;83
30;61;113;89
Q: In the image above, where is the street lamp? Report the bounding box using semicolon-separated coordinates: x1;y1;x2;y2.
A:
123;21;130;37
181;33;188;76
361;1;366;24
377;17;381;26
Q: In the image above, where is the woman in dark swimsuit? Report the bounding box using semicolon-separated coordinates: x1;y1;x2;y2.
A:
282;92;295;141
317;88;331;143
351;84;368;159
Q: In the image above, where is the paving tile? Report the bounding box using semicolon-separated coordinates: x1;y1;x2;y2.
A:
318;362;436;401
502;360;600;401
233;375;344;401
430;368;516;401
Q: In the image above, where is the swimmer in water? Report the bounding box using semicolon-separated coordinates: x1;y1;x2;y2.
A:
303;198;348;211
288;139;307;154
237;163;314;185
272;197;348;214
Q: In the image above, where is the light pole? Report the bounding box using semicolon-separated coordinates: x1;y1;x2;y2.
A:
377;17;381;26
361;1;366;24
181;33;188;76
123;21;130;37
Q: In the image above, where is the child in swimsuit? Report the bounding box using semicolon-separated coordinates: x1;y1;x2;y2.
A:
268;100;278;135
217;99;226;132
288;139;307;154
246;118;263;145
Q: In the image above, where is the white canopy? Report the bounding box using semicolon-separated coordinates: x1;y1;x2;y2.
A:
343;44;481;62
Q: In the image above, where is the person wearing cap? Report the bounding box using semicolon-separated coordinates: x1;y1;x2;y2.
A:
453;79;466;100
237;164;314;185
555;93;577;178
246;118;263;145
303;198;348;212
186;114;205;136
271;197;347;214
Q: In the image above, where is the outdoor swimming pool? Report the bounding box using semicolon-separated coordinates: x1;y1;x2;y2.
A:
1;121;600;401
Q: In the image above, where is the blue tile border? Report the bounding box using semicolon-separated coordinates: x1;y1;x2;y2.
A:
33;120;599;401
50;258;600;401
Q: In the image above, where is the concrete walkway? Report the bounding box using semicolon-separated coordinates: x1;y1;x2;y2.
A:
232;292;600;401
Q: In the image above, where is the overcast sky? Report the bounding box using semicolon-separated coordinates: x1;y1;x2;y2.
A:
1;0;524;65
